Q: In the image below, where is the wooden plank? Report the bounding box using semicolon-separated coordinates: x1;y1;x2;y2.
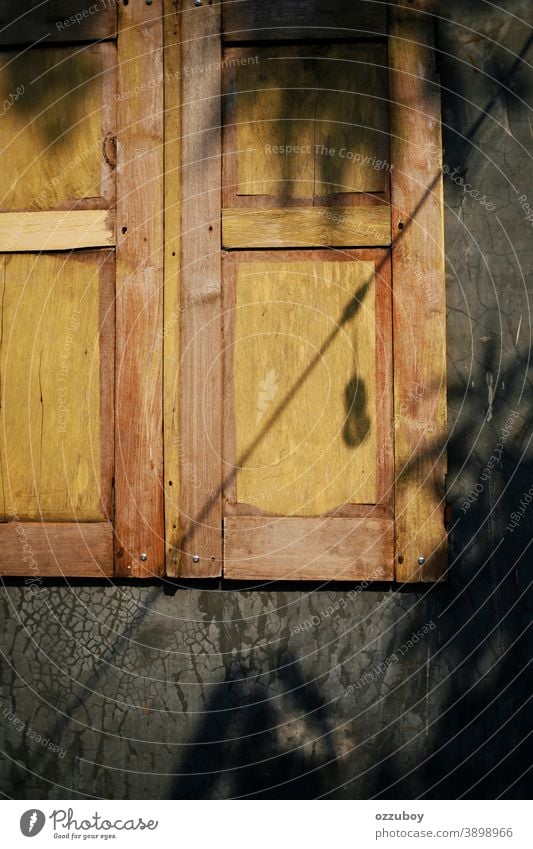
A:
0;522;113;577
0;251;114;522
0;44;116;212
114;1;165;577
163;0;182;573
175;1;222;578
389;4;447;582
230;258;378;516
222;0;386;41
0;1;117;45
224;517;394;581
228;44;389;198
222;207;391;248
0;210;115;252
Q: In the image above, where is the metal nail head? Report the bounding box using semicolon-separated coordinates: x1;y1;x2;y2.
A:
194;0;202;6
140;553;148;562
417;555;426;565
192;554;200;563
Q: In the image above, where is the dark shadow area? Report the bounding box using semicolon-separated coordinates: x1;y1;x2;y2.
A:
0;0;531;803
169;650;340;799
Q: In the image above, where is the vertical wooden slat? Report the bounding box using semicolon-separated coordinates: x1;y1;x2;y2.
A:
163;0;182;572
174;0;222;577
115;0;165;577
389;2;447;581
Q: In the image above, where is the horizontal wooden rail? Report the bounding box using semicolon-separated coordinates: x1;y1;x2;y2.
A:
0;522;113;576
0;210;115;252
222;207;391;248
224;516;394;581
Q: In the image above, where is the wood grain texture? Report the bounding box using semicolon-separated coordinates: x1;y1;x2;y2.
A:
0;44;115;212
222;206;391;248
0;210;115;252
224;517;394;581
0;251;114;522
222;0;386;41
114;1;165;577
0;0;117;45
175;1;222;578
389;4;447;582
229;44;389;198
163;0;182;573
0;522;113;576
227;257;378;516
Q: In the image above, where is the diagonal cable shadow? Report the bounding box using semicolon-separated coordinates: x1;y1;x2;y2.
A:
180;21;533;556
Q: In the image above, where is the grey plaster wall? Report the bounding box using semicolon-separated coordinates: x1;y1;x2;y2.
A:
0;1;531;799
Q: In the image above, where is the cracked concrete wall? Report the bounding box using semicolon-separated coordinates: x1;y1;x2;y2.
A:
0;1;531;799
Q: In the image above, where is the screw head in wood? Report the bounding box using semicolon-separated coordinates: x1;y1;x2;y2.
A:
140;553;148;562
418;555;426;565
194;0;202;6
192;554;200;563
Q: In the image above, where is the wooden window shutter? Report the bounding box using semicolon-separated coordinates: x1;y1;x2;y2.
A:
0;1;164;577
0;0;446;582
165;0;447;583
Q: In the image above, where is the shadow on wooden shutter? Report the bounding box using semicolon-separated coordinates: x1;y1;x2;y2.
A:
0;1;165;577
165;0;446;582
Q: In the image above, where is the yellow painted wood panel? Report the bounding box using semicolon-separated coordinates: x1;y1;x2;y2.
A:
222;206;391;248
234;260;377;516
0;45;114;211
0;253;106;520
233;44;389;198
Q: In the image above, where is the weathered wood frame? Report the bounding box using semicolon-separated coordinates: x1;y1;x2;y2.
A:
389;1;447;582
114;0;165;577
0;0;446;582
0;18;119;575
166;0;223;578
